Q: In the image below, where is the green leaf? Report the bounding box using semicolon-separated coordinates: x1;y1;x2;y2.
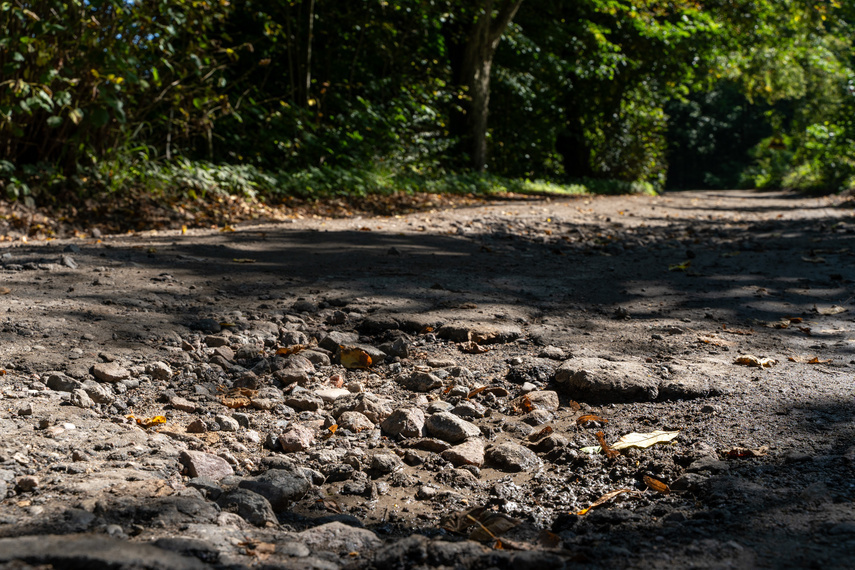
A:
89;107;110;127
46;115;63;128
68;108;83;125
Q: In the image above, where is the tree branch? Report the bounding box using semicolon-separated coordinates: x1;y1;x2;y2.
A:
488;0;524;46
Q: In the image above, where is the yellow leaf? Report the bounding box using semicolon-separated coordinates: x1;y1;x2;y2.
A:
181;225;187;235
340;346;372;369
668;260;691;271
734;355;777;368
136;416;167;428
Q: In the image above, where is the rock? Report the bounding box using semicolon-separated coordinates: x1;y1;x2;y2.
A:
213;346;234;361
370;453;404;474
204;335;229;347
425;412;481;443
398;372;443;392
372;535;489;569
146;361;172;380
279;424;315;452
381;408;425;438
486;442;541;472
522;409;554;425
70;389;94;409
316;388;351;403
186;419;207;434
333;393;392;424
338;411;376;432
216;489;277;526
320;331;359;352
285;393;324;411
437;321;522;344
179;450;234;480
193;318;222;333
301;350;332;367
186;477;222;500
452;401;486;419
441;439;485;467
539;345;567;360
238;469;310;511
514;390;559;411
506;358;557;384
170;396;197;413
0;534;209;569
45;372;82;393
82;381;115;404
554;357;659;402
16;476;39;492
297;521;382;554
91;362;130;383
215;415;239;432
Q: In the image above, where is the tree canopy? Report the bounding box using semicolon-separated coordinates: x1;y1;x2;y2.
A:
1;0;853;204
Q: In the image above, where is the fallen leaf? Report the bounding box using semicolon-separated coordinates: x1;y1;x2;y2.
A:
643;475;670;495
513;395;535;415
420;326;435;334
788;317;803;323
0;287;10;295
801;256;826;263
595;431;620;458
815;305;848;316
567;400;582;411
725;446;769;459
467;386;487;399
576;488;638;515
611;430;680;450
529;425;553;442
232;258;256;263
577;414;608;427
579;446;602;454
221;397;251;409
276;345;308;356
135;415;167;428
697;335;736;347
798;326;812;335
221;225;236;232
328;424;338;435
788;355;832;364
669;260;692;272
722;324;754;335
460;341;490;354
734;355;777;368
340;346;372;369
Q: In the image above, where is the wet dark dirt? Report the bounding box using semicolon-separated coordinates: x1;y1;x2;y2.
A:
0;189;853;569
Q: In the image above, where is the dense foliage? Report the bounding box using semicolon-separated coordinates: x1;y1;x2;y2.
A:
1;0;853;205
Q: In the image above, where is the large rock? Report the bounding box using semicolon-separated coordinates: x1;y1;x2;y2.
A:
278;424;315;452
437;321;522;344
91;362;130;383
178;451;233;481
398;372;443;392
512;390;559;411
297;521;382;554
381;408;425;438
441;439;485;467
425;412;481;443
333;393;392;424
554;357;658;403
216;489;277;526
239;469;311;511
486;442;541;472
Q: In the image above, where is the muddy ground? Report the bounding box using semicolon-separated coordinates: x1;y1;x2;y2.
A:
0;189;853;569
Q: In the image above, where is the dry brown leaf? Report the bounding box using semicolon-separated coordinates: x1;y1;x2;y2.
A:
726;446;769;459
221;397;251;409
722;324;754;335
798;326;812;335
576;488;638;515
815;305;848;316
467;386;487;399
788;355;832;364
595;431;620;458
643;475;671;495
566;400;582;411
460;341;490;354
0;287;10;295
340;346;372;369
420;326;434;334
529;425;554;442
734;355;777;368
577;414;608;427
276;345;308;356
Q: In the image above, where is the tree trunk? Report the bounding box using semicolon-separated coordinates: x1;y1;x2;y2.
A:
457;0;523;172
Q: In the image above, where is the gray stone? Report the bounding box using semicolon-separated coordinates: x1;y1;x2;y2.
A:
217;489;277;526
486;442;541;472
239;469;310;511
338;411;376;432
297;521;382;554
279;423;315;453
320;331;359;352
398;372;443;392
215;415;239;432
437;321;522;344
146;361;172;380
425;412;481;443
82;381;115;404
315;388;351;403
0;534;208;569
381;407;426;438
554;357;658;403
333;393;392;424
441;439;485;467
302;350;331;367
513;390;560;412
285;393;324;412
46;372;83;393
91;362;130;383
70;389;94;409
179;450;234;480
170;396;197;413
370;453;404;474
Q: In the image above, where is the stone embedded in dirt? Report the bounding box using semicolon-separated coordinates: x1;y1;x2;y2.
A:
315;387;351;403
213;346;234;361
437;321;522;344
216;489;277;526
186;419;207;434
427;358;457;368
506;358;557;384
370;452;404;474
522;409;554;426
452;401;486;419
539;345;567;360
333;393;392;424
398;371;443;392
425;412;482;443
301;349;331;367
179;450;234;480
45;372;82;392
70;389;94;409
296;521;382;554
215;415;239;432
278;423;315;452
170;396;197;413
146;361;172;380
514;390;559;411
319;330;359;352
486;442;542;472
381;407;426;438
285;392;323;411
554;357;659;403
16;476;39;492
441;439;485;467
338;411;376;432
238;469;310;511
91;361;130;383
192;318;222;333
204;335;229;348
82;381;115;404
273;368;310;386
